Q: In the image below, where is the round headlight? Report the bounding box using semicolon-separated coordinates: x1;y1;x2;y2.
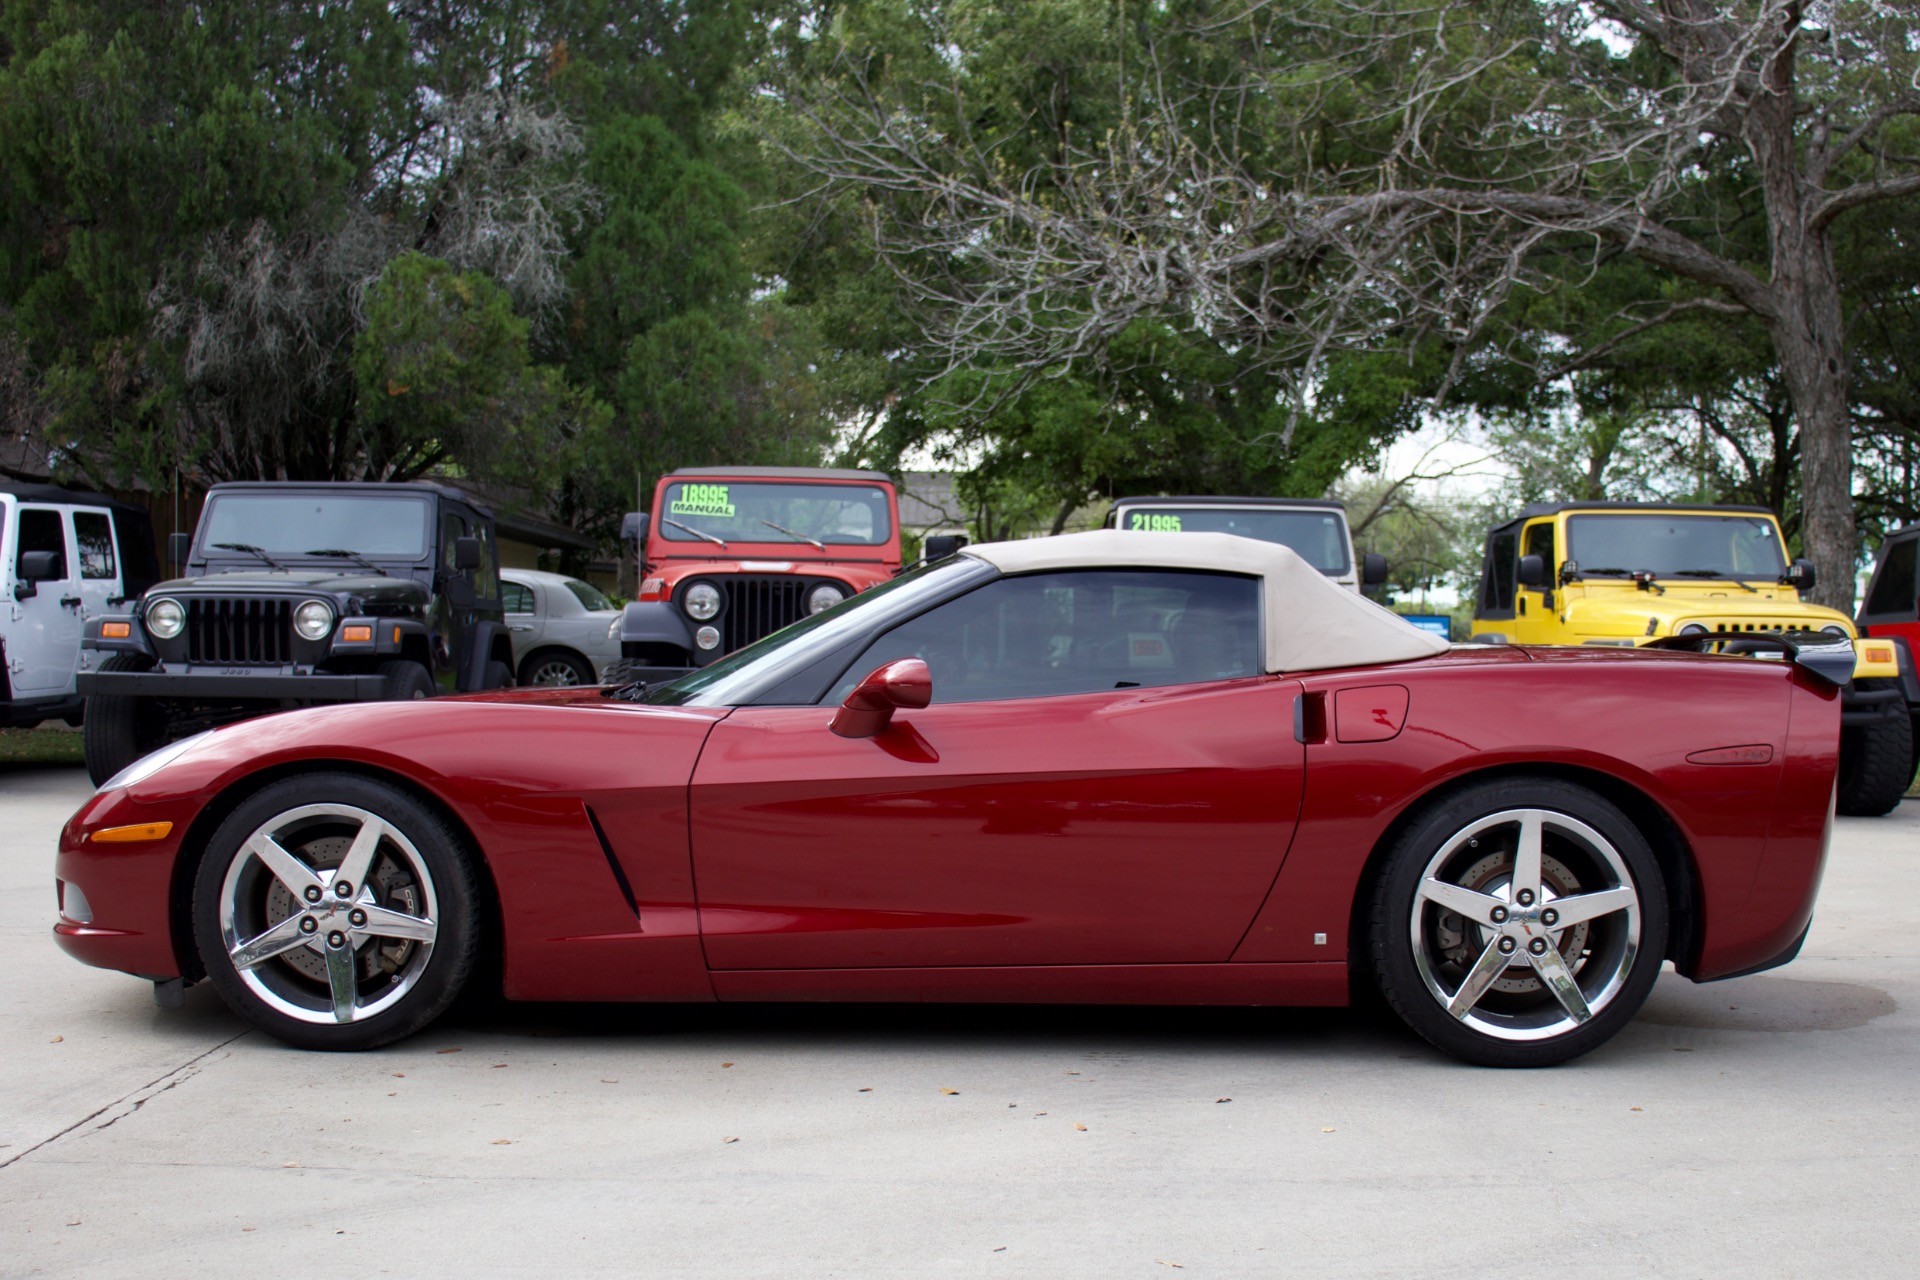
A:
294;600;335;641
694;624;721;650
1676;623;1709;636
684;582;722;621
808;583;847;615
1820;623;1850;638
145;598;185;640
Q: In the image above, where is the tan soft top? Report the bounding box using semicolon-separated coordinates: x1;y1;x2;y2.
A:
962;529;1449;674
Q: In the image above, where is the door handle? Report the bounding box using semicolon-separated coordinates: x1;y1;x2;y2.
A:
60;595;83;609
510;624;534;632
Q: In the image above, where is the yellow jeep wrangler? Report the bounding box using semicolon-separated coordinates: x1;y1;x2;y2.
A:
1469;502;1914;816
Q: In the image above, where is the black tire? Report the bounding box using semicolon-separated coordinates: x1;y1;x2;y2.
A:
1836;681;1915;817
191;772;480;1050
1369;777;1668;1068
518;648;593;687
82;654;176;785
483;659;515;690
378;659;435;700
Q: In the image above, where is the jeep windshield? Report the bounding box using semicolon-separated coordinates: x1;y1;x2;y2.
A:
198;494;432;558
1118;506;1351;574
1565;514;1788;580
658;482;892;547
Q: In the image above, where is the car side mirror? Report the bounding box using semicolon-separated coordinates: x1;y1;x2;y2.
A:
454;536;481;572
923;533;969;561
621;512;647;543
1784;558;1816;593
1517;554;1545;588
1361;552;1388;586
168;531;191;569
15;549;58;598
831;658;932;739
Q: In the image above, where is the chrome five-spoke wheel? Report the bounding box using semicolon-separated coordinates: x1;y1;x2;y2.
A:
194;775;479;1050
1372;779;1668;1067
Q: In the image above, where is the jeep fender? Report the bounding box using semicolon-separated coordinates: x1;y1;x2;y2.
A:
81;614;155;659
461;619;511;691
620;601;694;657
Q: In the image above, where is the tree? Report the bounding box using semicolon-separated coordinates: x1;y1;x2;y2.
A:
773;0;1920;610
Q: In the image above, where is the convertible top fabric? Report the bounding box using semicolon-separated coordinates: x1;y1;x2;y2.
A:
963;529;1450;674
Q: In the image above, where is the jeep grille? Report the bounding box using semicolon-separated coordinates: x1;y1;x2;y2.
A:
186;598;293;665
718;577;808;652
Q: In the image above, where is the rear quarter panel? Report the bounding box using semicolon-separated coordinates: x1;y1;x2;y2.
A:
1231;646;1838;980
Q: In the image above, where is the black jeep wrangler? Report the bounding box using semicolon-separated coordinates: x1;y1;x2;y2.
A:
78;481;513;784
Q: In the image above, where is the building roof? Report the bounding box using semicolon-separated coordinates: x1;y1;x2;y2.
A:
963;529;1448;674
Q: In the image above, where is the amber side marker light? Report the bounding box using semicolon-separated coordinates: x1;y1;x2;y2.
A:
1864;644;1895;665
89;822;174;844
343;625;373;643
101;622;132;639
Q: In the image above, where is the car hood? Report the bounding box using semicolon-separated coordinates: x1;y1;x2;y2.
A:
1562;587;1853;635
153;569;429;599
106;687;731;805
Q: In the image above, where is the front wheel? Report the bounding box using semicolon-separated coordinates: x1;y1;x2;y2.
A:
378;659;435;700
82;654;176;785
1369;778;1668;1067
191;773;480;1050
1836;681;1915;817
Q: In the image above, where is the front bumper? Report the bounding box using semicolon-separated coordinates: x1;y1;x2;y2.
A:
77;668;391;700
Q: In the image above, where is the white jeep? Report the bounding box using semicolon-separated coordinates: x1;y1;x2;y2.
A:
2;483;159;730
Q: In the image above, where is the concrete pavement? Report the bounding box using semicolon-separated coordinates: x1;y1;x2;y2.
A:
3;762;1916;1277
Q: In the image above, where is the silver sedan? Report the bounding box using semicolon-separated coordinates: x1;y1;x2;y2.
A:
500;568;622;686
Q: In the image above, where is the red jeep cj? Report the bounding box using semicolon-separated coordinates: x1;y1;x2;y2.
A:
616;467;904;676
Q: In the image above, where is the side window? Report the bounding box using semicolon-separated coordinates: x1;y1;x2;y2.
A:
73;511;117;580
1866;536;1917;619
440;512;466;574
502;581;534;614
1522;521;1556;574
826;570;1260;705
17;508;68;580
1479;531;1517;616
474;523;499;599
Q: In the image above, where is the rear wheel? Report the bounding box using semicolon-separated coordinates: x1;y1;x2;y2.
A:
82;654;177;785
191;773;479;1050
1836;681;1915;817
1369;777;1667;1067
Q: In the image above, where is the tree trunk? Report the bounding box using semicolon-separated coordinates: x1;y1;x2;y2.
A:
1749;50;1858;613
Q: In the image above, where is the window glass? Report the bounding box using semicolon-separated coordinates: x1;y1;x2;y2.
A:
201;494;430;557
73;511;116;579
564;578;614;612
502;580;534;614
1522;522;1556;572
658;481;893;546
826;570;1260;705
1117;507;1352;574
1480;532;1517;614
1866;536;1917;618
1564;514;1788;578
474;521;498;599
17;508;67;580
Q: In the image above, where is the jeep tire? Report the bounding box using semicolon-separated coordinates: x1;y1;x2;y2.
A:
82;653;178;786
1836;680;1917;817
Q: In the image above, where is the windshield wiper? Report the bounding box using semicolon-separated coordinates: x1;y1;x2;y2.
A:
758;519;826;550
305;548;389;576
211;542;286;571
663;517;728;549
1671;569;1759;592
1579;566;1635;576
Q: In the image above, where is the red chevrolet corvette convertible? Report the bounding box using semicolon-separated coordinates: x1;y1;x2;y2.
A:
54;531;1841;1066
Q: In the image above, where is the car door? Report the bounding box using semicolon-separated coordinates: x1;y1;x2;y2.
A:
689;568;1305;970
9;505;83;697
503;576;544;662
1512;519;1561;643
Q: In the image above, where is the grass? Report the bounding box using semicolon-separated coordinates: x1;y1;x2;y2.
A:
0;726;85;766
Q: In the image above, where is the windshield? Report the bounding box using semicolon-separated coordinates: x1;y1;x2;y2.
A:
1118;506;1352;574
199;494;432;559
640;556;996;706
564;578;614;612
657;481;893;547
1565;514;1788;579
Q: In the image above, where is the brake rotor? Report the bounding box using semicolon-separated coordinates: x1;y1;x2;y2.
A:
263;832;422;984
1432;849;1592;994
